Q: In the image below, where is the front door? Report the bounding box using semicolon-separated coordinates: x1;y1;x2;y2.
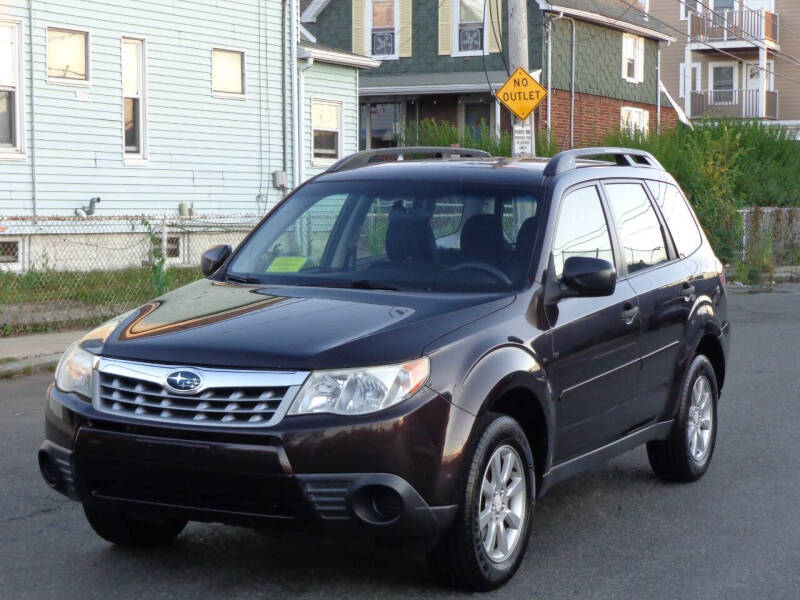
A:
545;184;641;462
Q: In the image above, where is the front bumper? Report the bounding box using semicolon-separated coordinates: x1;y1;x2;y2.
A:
41;384;468;537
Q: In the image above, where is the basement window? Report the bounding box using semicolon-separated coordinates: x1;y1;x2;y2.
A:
0;240;20;263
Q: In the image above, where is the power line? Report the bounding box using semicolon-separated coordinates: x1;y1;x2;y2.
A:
685;0;800;70
618;0;800;90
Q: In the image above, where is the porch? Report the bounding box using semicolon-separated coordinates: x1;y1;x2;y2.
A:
690;88;778;120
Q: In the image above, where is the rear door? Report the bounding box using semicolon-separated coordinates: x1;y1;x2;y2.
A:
602;180;692;424
546;183;641;462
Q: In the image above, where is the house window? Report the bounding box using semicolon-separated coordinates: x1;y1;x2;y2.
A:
0;20;23;156
621;106;649;136
679;62;701;97
151;235;182;262
47;28;89;83
681;0;698;20
312;100;341;163
122;38;145;159
622;33;645;84
457;0;484;53
370;0;396;57
710;63;736;104
0;240;19;264
212;48;245;97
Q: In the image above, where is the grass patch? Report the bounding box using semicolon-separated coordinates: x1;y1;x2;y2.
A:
0;266;203;306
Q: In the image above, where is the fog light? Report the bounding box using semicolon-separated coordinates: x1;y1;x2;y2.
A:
38;450;61;489
372;487;404;521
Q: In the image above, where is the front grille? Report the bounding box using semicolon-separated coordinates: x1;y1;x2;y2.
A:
93;358;308;428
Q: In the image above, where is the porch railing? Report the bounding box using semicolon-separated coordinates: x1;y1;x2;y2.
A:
690;8;779;44
690;89;778;120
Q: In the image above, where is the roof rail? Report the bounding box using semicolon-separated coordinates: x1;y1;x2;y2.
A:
325;146;492;174
543;147;664;177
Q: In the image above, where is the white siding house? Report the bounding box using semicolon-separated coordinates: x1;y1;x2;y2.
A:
0;0;376;218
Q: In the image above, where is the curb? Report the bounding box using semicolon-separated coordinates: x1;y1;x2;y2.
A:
0;354;61;379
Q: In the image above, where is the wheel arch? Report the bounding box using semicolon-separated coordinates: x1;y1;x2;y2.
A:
452;346;555;492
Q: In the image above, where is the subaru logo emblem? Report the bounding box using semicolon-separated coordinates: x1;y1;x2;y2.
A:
165;370;203;394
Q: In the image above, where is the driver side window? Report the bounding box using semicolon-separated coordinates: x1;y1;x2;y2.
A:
552;186;614;279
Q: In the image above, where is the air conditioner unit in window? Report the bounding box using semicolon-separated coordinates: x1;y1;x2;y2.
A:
459;26;483;52
372;32;394;56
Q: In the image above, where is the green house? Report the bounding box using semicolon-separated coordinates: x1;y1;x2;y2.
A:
302;0;681;149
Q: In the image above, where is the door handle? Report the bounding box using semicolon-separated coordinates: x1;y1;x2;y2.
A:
620;303;639;325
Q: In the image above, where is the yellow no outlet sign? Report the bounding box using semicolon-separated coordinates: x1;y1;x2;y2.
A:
496;67;547;121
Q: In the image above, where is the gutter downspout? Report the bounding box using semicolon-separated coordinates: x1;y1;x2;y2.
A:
553;13;575;148
657;45;662;135
27;0;37;216
289;0;299;189
282;0;288;185
297;51;314;184
546;17;552;140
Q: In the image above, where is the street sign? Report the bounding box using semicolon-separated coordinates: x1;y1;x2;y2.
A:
496;67;547;121
513;123;533;157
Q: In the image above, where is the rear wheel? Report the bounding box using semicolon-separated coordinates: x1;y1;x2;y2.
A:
647;354;719;482
427;414;535;591
83;505;186;546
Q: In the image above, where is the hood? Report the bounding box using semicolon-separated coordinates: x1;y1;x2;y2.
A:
98;279;514;370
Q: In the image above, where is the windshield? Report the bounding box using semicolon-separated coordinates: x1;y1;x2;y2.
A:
226;180;543;293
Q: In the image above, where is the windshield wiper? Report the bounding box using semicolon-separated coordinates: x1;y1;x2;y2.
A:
224;273;261;284
350;280;400;291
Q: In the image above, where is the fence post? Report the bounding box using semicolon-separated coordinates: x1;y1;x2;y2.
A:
740;208;748;262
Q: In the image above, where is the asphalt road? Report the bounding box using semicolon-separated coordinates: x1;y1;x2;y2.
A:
1;287;799;600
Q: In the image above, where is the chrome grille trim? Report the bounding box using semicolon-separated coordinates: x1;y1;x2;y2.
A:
93;357;309;428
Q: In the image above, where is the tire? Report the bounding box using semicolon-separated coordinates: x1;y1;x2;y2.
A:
427;414;535;591
83;505;187;547
647;354;719;482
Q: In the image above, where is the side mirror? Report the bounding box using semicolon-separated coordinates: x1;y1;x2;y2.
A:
200;245;232;276
562;256;616;297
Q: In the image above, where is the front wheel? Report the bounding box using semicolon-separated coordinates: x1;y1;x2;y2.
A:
83;505;187;547
647;354;719;482
427;414;535;591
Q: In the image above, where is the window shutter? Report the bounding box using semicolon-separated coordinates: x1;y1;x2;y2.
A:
353;0;365;55
439;0;452;55
488;0;502;54
636;36;645;83
398;0;412;58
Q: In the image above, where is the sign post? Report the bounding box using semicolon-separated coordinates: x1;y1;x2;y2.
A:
496;67;547;158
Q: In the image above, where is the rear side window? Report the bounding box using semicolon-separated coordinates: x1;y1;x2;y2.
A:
552;186;614;279
604;182;668;274
647;180;702;259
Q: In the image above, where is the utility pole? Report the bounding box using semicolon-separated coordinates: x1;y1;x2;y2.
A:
508;0;533;156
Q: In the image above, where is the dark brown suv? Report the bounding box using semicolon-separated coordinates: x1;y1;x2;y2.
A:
40;147;730;590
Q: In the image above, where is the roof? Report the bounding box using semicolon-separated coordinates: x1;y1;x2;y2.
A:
360;70;513;96
299;41;380;69
538;0;675;41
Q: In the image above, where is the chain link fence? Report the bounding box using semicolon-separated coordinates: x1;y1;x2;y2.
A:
735;207;800;283
0;215;262;336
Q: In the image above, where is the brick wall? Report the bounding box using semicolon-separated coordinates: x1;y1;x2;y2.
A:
536;89;678;147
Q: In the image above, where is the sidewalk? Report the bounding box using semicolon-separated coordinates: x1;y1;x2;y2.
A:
0;330;84;378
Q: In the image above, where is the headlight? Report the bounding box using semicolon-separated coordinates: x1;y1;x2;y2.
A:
289;357;429;416
55;342;96;398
